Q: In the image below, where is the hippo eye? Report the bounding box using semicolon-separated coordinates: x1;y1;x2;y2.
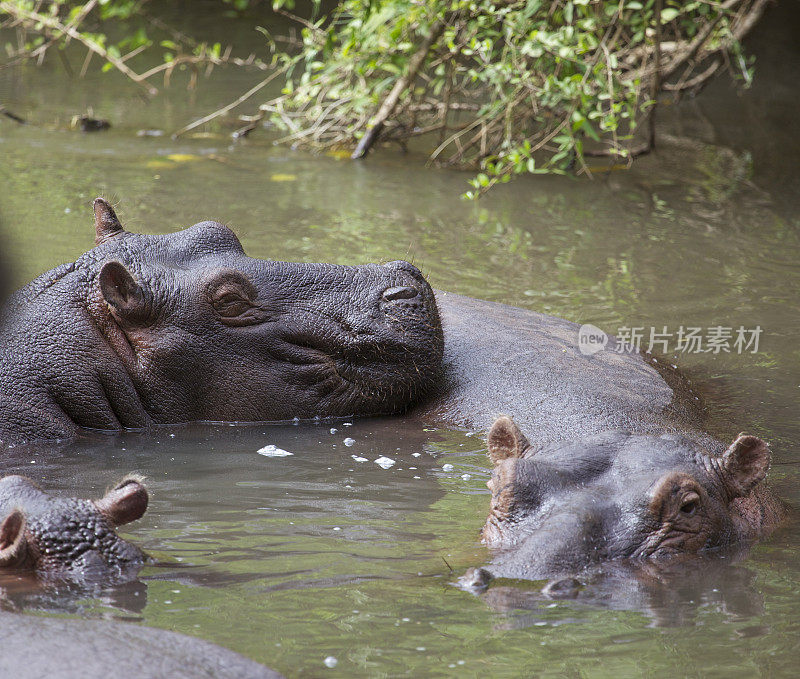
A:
206;274;268;327
212;291;267;326
213;292;252;318
679;493;700;516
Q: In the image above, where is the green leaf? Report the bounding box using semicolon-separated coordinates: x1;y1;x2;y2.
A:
660;8;681;22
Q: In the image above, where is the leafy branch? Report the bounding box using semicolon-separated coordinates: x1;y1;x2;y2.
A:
0;0;272;94
244;0;769;195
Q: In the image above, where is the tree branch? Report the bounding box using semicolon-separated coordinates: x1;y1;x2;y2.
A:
0;1;157;95
351;18;446;159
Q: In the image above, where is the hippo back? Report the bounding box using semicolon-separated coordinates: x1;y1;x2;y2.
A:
414;292;708;443
0;611;283;679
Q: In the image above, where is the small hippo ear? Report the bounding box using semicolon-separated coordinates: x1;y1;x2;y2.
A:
0;510;27;566
99;261;148;324
487;416;530;464
94;197;126;245
95;476;148;527
721;434;770;498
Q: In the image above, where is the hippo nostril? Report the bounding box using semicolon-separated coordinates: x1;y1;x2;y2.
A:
382;286;419;302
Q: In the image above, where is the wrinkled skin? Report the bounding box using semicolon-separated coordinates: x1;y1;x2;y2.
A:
465;416;786;587
0;199;443;446
0;475;148;579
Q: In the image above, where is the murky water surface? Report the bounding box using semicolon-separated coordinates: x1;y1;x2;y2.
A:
1;4;799;677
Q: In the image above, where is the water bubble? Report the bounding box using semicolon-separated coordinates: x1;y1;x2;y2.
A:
442;463;454;472
324;656;338;668
351;455;368;463
375;456;395;469
461;473;471;480
343;437;356;447
330;428;338;434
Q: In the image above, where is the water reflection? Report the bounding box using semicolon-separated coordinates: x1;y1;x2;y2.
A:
476;555;766;630
2;420;470;598
0;571;148;617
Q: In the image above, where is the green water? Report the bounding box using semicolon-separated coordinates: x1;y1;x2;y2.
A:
0;3;799;677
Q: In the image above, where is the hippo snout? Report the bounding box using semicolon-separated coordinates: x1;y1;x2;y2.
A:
383;260;424;279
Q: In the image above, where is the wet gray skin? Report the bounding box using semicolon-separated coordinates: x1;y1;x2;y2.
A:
0;475;148;579
0;199;443;446
0;610;284;679
411;292;708;445
462;416;787;591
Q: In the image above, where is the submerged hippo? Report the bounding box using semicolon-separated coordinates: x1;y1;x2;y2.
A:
0;473;284;678
0;199;443;446
0;475;148;578
0;611;284;679
462;416;786;589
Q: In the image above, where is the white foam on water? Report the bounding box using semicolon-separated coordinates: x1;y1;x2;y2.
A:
257;445;294;457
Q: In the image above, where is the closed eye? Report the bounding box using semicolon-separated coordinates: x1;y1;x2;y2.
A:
213;293;253;317
206;274;269;327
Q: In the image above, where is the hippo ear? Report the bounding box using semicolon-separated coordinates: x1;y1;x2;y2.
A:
721;434;770;498
487;416;530;464
94;197;126;245
0;510;27;567
99;261;148;324
95;476;148;527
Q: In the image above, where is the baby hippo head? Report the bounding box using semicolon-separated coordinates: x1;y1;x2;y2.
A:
480;416;776;582
0;475;148;578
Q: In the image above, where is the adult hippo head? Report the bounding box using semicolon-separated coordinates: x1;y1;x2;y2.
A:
464;416;786;589
0;199;443;445
0;475;148;578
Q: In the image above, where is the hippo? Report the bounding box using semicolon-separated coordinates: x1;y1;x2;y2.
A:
0;198;443;446
461;416;786;591
0;473;285;678
411;292;707;442
0;611;285;678
0;474;148;578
